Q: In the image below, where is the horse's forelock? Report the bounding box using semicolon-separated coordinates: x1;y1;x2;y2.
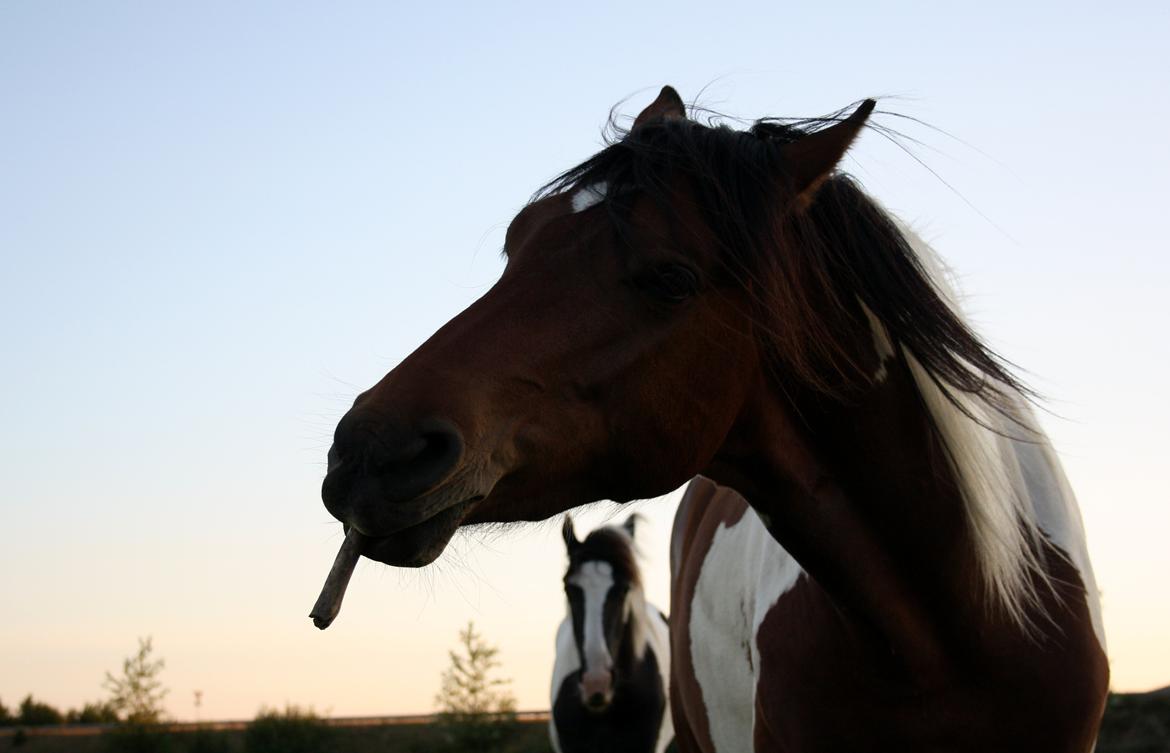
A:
568;527;641;589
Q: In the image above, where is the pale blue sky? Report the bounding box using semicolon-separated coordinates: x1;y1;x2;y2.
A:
2;1;1168;719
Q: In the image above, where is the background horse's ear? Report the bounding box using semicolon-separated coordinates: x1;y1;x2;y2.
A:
781;98;876;208
622;513;640;540
633;86;686;129
562;514;579;552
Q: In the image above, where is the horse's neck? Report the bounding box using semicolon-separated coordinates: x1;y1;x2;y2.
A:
707;355;988;675
617;588;652;669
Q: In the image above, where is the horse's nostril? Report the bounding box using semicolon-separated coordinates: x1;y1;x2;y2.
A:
368;434;428;471
373;429;454;472
327;414;465;508
369;427;462;490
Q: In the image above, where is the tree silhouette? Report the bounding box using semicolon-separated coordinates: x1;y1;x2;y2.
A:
435;621;516;719
433;621;518;750
103;636;169;724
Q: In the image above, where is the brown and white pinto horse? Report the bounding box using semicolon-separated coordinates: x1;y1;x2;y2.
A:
319;86;1108;751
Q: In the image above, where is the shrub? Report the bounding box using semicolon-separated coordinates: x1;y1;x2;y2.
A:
18;695;63;726
67;701;121;724
243;705;334;753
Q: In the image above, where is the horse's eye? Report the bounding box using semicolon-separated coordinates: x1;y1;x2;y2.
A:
636;263;699;303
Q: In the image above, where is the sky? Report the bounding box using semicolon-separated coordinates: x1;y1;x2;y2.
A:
2;0;1168;721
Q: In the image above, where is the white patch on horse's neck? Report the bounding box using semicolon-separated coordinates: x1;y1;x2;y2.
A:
690;503;803;752
569;560;615;673
859;301;895;383
570;182;608;213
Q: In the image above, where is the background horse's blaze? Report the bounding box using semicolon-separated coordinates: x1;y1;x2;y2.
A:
320;87;1108;751
551;515;673;753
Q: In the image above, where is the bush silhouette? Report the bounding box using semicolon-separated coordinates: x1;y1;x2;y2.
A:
244;705;335;753
18;695;63;726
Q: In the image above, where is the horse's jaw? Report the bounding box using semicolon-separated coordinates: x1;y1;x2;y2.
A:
356;498;474;567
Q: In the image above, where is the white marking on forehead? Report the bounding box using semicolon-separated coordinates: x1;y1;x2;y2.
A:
568;559;614;589
860;301;895;383
570;181;608;213
568;560;615;673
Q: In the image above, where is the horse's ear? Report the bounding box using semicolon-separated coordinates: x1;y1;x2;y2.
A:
633;86;686;129
780;99;875;208
562;514;579;552
622;514;640;540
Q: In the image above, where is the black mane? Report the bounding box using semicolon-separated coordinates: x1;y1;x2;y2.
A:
537;107;1030;418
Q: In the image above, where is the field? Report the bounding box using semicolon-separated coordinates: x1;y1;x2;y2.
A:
0;717;553;753
3;690;1167;752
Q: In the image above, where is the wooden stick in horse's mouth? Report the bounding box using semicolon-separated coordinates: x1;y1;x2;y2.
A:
309;529;365;630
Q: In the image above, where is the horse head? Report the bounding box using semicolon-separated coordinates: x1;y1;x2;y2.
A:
561;514;644;712
321;86;875;567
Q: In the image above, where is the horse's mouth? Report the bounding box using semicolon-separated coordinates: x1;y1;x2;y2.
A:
352;498;477;567
322;455;495;567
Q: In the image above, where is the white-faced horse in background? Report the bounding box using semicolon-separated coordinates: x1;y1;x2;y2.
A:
551;515;673;753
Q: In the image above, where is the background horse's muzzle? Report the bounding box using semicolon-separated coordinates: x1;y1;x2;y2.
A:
580;668;614;711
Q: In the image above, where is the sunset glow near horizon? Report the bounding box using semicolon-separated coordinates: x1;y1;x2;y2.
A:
2;1;1168;721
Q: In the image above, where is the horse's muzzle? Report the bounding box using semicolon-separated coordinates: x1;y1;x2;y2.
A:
580;669;614;712
322;409;465;537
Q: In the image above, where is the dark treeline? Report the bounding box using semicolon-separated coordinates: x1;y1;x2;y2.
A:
0;694;118;726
